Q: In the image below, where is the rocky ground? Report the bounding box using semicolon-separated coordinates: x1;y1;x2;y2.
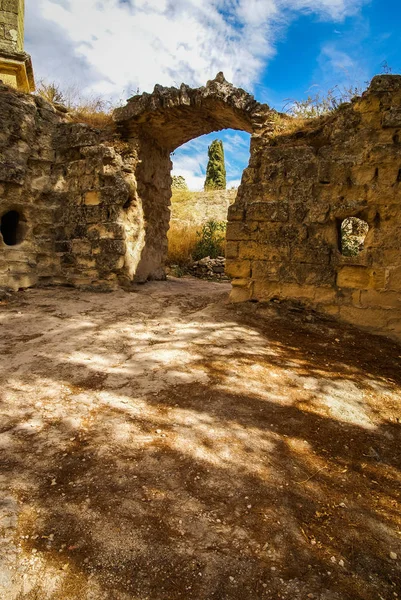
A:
0;278;400;600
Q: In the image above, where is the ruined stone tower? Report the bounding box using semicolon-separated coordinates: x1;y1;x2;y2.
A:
0;0;34;91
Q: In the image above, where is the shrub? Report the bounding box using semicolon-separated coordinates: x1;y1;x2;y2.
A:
193;220;226;260
284;84;363;118
171;175;188;190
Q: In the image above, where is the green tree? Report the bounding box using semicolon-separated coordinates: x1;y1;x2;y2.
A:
204;140;226;190
171;175;188;190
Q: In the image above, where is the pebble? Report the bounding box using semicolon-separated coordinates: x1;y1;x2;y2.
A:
390;552;398;560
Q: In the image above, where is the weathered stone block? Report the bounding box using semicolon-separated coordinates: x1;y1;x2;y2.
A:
71;240;92;255
226;221;257;241
55;241;71;253
99;239;125;255
339;306;390;329
229;286;252;303
280;283;318;301
337;266;370;288
388;267;401;291
0;161;25;184
337;267;387;290
252;280;282;301
84;190;101;206
239;241;290;261
382;109;401;128
225;241;238;259
246;202;288;222
227;204;245;221
350;166;377;185
225;259;250;279
360;290;401;309
252;260;281;281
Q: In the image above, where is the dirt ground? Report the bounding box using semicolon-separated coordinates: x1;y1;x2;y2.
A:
0;278;400;600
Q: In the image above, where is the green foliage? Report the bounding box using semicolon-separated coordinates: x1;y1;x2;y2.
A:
340;217;369;257
169;264;186;277
204;140;226;190
193;220;226;260
171;175;188;190
284;84;363;119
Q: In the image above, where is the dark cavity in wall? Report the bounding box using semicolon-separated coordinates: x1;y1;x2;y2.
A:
0;210;24;246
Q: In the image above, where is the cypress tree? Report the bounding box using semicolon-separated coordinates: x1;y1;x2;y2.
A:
204;140;226;190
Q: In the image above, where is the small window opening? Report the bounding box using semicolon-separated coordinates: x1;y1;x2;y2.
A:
0;210;25;246
340;217;369;256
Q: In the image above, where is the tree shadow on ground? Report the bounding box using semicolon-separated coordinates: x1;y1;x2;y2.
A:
0;287;400;600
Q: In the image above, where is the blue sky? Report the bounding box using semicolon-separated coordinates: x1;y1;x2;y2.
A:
26;0;401;189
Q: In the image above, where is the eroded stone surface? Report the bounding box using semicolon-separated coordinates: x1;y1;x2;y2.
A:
1;74;401;341
114;72;274;151
227;75;401;341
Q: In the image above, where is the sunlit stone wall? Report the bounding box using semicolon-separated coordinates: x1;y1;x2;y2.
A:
227;75;401;341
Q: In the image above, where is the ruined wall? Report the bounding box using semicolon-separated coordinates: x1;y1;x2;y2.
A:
0;0;34;92
226;75;401;341
1;73;401;342
0;83;144;290
0;85;62;290
114;72;273;282
0;0;23;53
170;189;237;225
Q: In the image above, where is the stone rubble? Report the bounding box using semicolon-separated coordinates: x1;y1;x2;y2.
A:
189;256;229;280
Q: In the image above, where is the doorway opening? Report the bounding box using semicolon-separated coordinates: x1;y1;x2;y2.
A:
167;130;250;278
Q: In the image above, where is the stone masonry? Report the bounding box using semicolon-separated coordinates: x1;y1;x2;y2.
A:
226;74;401;341
0;0;34;92
0;73;401;342
0;74;270;289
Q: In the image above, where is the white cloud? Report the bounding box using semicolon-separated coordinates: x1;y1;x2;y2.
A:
26;0;368;98
25;0;368;186
172;149;206;191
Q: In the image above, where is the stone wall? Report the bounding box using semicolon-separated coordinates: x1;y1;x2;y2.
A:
0;0;34;92
0;83;145;290
170;189;237;225
0;86;62;290
1;74;269;292
1;73;401;342
0;0;23;53
226;75;401;341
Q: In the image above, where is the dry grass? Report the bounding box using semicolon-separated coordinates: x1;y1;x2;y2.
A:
68;109;114;129
36;79;115;130
270;112;308;136
167;222;199;266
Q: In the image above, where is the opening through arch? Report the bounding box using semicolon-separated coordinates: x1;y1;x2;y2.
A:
167;129;251;275
114;73;274;282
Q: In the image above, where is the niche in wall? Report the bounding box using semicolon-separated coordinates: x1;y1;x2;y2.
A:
0;210;26;246
339;217;369;257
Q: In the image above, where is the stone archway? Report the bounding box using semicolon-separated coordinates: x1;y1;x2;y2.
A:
113;73;275;282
